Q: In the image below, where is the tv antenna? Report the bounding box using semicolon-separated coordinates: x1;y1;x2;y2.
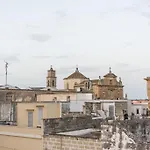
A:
4;61;8;86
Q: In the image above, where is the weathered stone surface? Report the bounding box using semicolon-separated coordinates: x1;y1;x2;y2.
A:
43;118;150;150
43;135;102;150
43;116;101;135
0;89;47;121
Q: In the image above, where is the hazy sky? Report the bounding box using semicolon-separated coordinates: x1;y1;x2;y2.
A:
0;0;150;99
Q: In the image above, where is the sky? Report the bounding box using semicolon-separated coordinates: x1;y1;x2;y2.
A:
0;0;150;99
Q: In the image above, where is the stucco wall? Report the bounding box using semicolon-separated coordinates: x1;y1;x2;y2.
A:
76;93;92;100
0;125;42;150
17;102;61;127
64;79;86;89
37;93;76;101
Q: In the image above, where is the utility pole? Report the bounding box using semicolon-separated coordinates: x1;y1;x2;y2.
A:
5;61;8;86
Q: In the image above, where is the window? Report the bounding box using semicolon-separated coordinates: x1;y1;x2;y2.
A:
66;83;69;89
53;97;57;101
109;105;114;118
28;111;33;127
85;83;88;89
110;80;112;85
136;109;139;114
61;103;70;114
87;81;90;89
47;80;50;87
52;80;55;87
6;93;13;101
67;96;70;101
38;107;43;126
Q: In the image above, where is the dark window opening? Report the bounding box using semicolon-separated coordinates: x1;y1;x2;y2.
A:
52;80;55;87
67;83;69;89
85;83;88;89
47;80;50;87
110;80;112;85
53;97;57;101
67;96;70;101
6;93;13;101
136;109;139;114
87;81;90;89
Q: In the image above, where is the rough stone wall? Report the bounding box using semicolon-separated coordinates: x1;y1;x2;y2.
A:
0;89;41;121
0;103;12;121
101;124;136;150
43;117;150;150
100;119;150;150
43;116;101;135
43;135;101;150
118;119;150;150
0;89;39;102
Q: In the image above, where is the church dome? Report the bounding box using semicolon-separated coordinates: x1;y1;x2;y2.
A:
64;67;88;80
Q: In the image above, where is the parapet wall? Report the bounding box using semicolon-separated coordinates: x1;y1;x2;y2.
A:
44;134;101;150
43;116;101;135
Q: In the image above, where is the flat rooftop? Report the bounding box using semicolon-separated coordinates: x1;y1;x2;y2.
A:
57;128;101;138
85;99;127;103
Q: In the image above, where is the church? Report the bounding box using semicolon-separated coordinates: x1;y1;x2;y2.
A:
47;66;125;100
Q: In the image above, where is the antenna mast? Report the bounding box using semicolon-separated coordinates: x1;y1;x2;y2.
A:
5;61;8;86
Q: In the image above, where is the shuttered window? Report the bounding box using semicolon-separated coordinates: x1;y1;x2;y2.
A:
109;105;114;118
28;111;33;127
38;107;43;125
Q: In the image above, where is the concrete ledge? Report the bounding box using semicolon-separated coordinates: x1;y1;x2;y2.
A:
0;131;42;139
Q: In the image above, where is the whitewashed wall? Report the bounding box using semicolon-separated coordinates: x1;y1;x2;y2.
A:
101;102;115;117
70;100;86;112
70;93;93;112
76;93;92;101
132;104;148;116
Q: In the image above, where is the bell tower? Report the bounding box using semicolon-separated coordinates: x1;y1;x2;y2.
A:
46;65;57;88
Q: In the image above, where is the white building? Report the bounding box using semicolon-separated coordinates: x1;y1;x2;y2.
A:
70;92;93;112
128;99;148;118
84;99;127;120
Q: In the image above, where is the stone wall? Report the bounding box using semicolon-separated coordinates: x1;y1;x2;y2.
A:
43;116;101;135
119;119;150;150
43;135;102;150
0;89;44;121
0;89;39;102
0;103;12;121
43;117;150;150
101;119;150;150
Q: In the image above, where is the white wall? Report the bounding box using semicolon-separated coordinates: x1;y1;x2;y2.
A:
70;100;86;112
132;104;148;116
102;103;115;117
70;93;93;112
76;93;92;101
127;100;132;116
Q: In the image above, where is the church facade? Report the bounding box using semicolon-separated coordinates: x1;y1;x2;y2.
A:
63;67;125;100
